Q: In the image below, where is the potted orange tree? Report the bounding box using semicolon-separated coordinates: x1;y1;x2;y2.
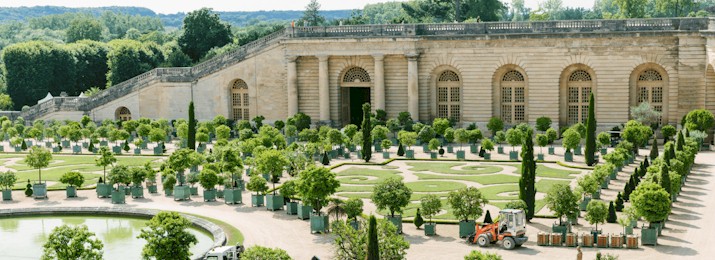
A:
198;168;219;202
255;150;289;211
372;177;412;234
448;187;488;238
297;166;340;233
59;171;84;198
421;194;442;236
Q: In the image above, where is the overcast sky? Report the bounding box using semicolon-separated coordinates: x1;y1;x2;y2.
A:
1;0;596;14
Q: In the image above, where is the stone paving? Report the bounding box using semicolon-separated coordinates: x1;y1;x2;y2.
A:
0;147;713;259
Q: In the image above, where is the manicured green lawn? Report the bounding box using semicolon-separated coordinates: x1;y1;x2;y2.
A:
9;155;160;171
405;181;466;192
336;192;448;201
337;185;373;192
407;162;502;175
414;173;520;185
335;167;401;184
511;163;581;179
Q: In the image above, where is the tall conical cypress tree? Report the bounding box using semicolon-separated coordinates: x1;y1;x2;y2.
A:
397;142;404;156
607;201;617;223
668;142;676;163
585;93;597;166
676;130;685;151
188;101;196;150
663;143;673;166
483;210;493;224
367;215;379;260
649;136;659;160
361;103;372;163
519;130;536;221
659;164;671;196
643;157;649;170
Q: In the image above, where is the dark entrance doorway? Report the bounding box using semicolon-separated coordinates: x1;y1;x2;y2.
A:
342;87;371;125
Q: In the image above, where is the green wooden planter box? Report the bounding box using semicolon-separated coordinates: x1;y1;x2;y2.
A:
131;186;144;198
652;221;664;236
458;220;475;238
447;146;454;153
609;170;618;180
456;150;465;160
153;146;163;155
484;153;491;160
123;187;131;195
190;187;199;196
430;152;437;159
592;190;601;199
310;214;329;233
579;197;591;211
497;146;504;154
574;146;582;155
61;140;70;148
33;183;47;199
203;189;216;202
374;144;382;152
406;150;415;159
600;179;609;189
164;189;173;196
548;147;555;154
111;189;125;204
509;151;518;160
386;215;403;234
552;224;569;243
251;194;265;207
134;148;141;155
66;186;77;198
224;188;242;204
641;227;658;245
15;146;22;152
625;226;633;235
470;144;478;154
424;222;437;236
569;215;578;225
99;140;108;147
422;144;429;153
112;146;122;154
2;189;11;201
600;148;607;155
216;189;224;198
286;202;298;215
298;204;312;220
173;185;191;201
564;152;573;162
350;220;360;230
383;152;390;159
147;185;157;194
72;145;82;154
266;194;284;211
537;153;544;161
343;152;351;159
96;183;111;198
45;142;53;148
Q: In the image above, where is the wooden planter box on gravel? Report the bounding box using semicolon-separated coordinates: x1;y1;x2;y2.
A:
581;233;594;247
537;232;550;246
550;233;562;246
597;234;609;248
566;233;578;247
626;235;639;249
610;235;623;248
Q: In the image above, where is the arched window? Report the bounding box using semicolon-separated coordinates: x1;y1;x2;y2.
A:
637;69;664;123
231;79;249;121
342;67;371;83
436;70;461;121
567;70;592;125
500;70;526;124
116;107;131;121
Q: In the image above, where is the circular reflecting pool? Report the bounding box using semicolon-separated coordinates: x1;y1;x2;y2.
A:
0;215;214;259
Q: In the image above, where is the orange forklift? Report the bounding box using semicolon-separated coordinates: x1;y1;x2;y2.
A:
467;209;528;250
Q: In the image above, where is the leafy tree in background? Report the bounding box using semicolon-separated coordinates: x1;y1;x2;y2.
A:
544;183;578;225
68;40;109;95
42;224;103;260
178;8;232;62
301;0;327;26
106;39;162;86
615;0;647;18
372;177;412;217
0;94;13;110
138;211;197;260
66;17;103;42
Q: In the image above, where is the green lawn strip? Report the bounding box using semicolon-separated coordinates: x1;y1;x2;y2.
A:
335;167;401;184
535;179;571;194
183;213;244;244
12;168;100;190
510;163;580;179
479;184;519;201
491;200;548;214
377;198;457;220
404;181;466;192
413;173;520;185
9;155;158;171
337;185;373;192
406;162;502;175
336;192;448;201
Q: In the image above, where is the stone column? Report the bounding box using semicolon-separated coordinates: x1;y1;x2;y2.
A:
318;55;330;122
286;56;298;116
373;54;385;111
407;53;420;120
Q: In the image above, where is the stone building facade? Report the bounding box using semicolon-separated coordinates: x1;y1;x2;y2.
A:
20;18;715;130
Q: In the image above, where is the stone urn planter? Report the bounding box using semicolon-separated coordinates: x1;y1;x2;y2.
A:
266;194;284;211
458;220;476;238
310;214;329;233
424;222;436;236
203;189;216;202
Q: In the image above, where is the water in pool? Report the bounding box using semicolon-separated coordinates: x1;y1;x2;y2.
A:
0;215;214;259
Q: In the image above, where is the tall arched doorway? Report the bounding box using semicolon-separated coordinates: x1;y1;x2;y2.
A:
629;64;668;124
231;79;249;122
493;68;527;125
436;70;461;122
559;65;596;127
115;107;131;121
340;67;371;125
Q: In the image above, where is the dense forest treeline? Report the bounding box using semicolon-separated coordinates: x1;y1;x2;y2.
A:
2;0;715;111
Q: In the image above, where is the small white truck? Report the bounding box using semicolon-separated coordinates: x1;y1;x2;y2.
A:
202;243;244;260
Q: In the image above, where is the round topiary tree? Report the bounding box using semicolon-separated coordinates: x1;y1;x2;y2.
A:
247;175;268;197
344;197;364;221
505;128;523;152
630;182;671;224
59;171;85;189
26;146;52;183
296;166;340;216
544;183;579;225
487;117;504;137
420;194;442;224
95;146;116;181
372;177;412;218
684;109;715;132
198;169;219;191
585;199;607;232
562;129;581;155
138;211;197;260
